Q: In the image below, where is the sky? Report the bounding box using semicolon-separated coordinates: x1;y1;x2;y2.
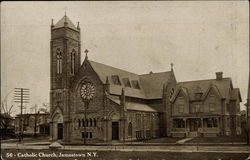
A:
1;1;249;115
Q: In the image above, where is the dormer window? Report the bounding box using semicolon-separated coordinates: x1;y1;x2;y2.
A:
123;78;131;88
111;75;121;85
169;88;175;99
132;80;140;89
194;86;203;99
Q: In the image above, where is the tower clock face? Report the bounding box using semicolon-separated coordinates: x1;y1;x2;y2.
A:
80;82;96;101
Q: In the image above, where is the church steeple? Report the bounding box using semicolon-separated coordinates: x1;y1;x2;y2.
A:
53;15;78;31
50;15;81;90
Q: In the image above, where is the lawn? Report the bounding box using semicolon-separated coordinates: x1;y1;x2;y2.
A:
1;149;248;160
188;136;247;143
142;137;182;143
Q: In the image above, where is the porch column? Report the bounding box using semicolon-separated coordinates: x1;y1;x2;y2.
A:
49;122;53;141
184;118;187;137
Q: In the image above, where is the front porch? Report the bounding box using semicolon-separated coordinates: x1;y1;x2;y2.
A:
171;117;221;137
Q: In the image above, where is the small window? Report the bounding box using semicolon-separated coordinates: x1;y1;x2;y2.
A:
82;119;85;127
78;119;81;127
56;48;63;74
131;80;140;89
195;104;203;113
169;88;175;99
227;118;230;128
111;75;121;85
178;105;184;113
82;132;86;138
89;132;92;138
122;78;131;87
128;122;132;137
209;103;215;112
70;49;76;74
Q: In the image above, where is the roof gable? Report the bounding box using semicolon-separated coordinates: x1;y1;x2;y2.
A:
231;88;242;102
176;78;232;101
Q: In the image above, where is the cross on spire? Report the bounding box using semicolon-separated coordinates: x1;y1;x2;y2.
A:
84;49;89;60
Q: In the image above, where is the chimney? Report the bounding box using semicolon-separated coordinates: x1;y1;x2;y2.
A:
216;72;223;80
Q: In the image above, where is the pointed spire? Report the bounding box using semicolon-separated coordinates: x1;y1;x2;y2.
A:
171;62;174;72
105;76;110;85
77;22;80;30
84;49;89;60
51;19;54;27
64;16;68;27
64;7;67;17
121;88;125;96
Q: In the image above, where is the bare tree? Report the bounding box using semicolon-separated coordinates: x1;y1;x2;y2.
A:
1;100;15;138
39;102;49;113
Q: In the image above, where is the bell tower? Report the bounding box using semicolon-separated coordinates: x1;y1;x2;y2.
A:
50;15;81;90
50;15;81;141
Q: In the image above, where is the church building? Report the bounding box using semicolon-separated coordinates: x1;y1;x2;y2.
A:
49;15;176;143
49;15;241;143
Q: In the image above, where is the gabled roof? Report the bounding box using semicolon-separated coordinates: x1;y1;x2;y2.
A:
87;60;174;99
108;95;157;112
174;78;233;101
139;72;174;99
53;15;78;31
231;88;242;102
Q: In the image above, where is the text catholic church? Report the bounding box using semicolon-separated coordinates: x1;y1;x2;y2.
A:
50;15;242;143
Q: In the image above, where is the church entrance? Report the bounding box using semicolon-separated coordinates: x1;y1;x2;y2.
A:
57;123;63;140
112;122;119;140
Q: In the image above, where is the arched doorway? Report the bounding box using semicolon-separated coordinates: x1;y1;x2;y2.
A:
52;112;63;140
110;113;120;140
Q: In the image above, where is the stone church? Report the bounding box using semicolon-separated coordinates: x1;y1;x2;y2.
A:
49;15;241;143
49;15;176;143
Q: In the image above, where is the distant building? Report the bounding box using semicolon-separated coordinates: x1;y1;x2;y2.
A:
170;72;242;137
15;113;50;136
240;110;247;136
49;15;242;143
0;113;15;138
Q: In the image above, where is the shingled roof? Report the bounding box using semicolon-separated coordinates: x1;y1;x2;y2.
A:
88;60;175;99
172;78;233;101
53;15;78;31
231;88;242;102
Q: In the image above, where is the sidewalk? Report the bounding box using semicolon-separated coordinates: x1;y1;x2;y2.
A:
2;142;250;153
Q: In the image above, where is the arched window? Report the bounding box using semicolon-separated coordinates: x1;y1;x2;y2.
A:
78;119;81;127
71;49;76;74
89;119;93;127
56;48;63;74
86;119;89;127
82;119;85;127
93;118;97;127
128;122;132;137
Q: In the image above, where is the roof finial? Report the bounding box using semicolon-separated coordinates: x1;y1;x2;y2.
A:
171;62;174;72
51;19;54;27
105;76;110;85
77;22;80;29
64;7;67;16
84;49;89;60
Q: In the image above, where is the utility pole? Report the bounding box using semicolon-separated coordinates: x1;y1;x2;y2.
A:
14;88;30;142
33;104;38;137
247;50;250;146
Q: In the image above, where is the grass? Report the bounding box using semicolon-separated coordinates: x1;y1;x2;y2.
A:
188;136;247;143
1;149;249;160
142;137;182;143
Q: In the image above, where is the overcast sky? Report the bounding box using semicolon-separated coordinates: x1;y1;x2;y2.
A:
1;1;249;115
